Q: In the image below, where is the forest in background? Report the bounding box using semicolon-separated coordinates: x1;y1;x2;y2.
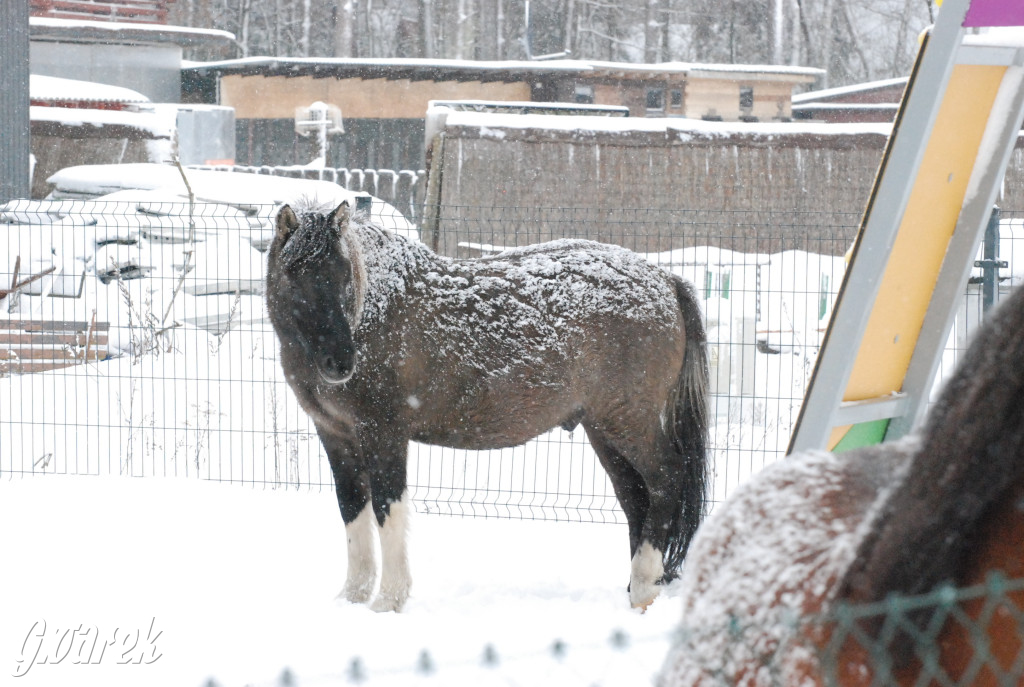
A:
173;0;938;89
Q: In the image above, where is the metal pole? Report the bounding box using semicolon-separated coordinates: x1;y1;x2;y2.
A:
975;207;1005;314
0;0;31;202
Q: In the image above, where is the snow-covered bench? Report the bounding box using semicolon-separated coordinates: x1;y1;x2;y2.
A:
0;318;109;375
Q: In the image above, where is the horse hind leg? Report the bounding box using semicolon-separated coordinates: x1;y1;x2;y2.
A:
585;426;652;603
631;444;704;609
589;424;695;610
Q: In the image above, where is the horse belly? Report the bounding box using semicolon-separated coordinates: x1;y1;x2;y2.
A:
411;386;577;451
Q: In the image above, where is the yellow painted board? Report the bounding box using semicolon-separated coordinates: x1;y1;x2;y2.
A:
826;63;1006;450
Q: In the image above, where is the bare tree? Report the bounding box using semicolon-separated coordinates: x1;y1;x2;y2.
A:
170;0;932;88
333;0;354;57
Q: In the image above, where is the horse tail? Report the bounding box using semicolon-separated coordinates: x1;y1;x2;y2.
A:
663;275;712;576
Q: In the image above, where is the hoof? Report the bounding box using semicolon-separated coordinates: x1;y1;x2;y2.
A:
339;581;375;605
370;589;408;613
629;542;664;610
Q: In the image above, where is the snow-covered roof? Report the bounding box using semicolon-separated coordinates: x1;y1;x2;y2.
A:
793;102;900;112
30;74;150;107
186;56;824;83
437;109;893;139
30;16;235;48
189;55;589;76
792;77;908;104
30;104;175;137
584;60;823;80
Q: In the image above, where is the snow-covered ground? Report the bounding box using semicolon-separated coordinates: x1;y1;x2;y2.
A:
0;476;681;687
2;163;1023;685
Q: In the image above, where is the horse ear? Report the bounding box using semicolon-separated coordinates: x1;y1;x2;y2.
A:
276;205;299;240
328;201;351;234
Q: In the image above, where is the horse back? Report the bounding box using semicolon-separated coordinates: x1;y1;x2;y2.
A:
354;236;690;448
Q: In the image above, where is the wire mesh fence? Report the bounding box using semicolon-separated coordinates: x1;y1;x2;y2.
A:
2;197;1023;521
211;571;1024;686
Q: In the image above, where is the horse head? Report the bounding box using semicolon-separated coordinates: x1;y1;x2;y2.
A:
267;200;363;385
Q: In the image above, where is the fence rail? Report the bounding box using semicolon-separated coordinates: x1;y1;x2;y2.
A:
2;200;1023;521
191;164;426;227
226;627;672;687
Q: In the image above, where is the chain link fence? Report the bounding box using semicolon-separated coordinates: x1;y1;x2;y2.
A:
821;572;1024;686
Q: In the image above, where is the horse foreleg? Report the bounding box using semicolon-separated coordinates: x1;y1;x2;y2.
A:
370;490;412;613
341;500;378;604
321;428;379;605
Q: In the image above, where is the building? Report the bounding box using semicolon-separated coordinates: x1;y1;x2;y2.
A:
30;1;234;104
183;58;823;171
26;0;237;197
791;77;908;124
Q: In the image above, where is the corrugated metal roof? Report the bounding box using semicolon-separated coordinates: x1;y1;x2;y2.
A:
29;74;151;109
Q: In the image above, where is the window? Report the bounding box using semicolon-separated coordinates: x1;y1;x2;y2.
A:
574;85;594;104
670;89;682;109
646;88;665;111
739;86;754;112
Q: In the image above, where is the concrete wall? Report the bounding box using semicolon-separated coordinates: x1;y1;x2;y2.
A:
221;74;532;120
30;41;182;103
683;77;796;121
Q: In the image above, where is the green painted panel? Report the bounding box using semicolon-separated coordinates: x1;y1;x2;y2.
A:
832;419;889;453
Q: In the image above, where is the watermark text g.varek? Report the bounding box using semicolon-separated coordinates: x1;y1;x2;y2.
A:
13;618;162;677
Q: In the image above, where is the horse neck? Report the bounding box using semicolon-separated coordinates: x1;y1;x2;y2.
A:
836;286;1024;604
351;223;441;326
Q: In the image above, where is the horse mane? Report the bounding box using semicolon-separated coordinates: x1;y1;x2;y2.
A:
273;198;378;328
275;198;374;271
836;284;1024;605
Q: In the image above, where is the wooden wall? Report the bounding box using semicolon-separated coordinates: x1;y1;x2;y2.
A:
425;119;1024;258
425;120;892;256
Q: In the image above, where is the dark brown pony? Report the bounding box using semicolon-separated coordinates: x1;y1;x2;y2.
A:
265;200;710;612
659;283;1024;686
